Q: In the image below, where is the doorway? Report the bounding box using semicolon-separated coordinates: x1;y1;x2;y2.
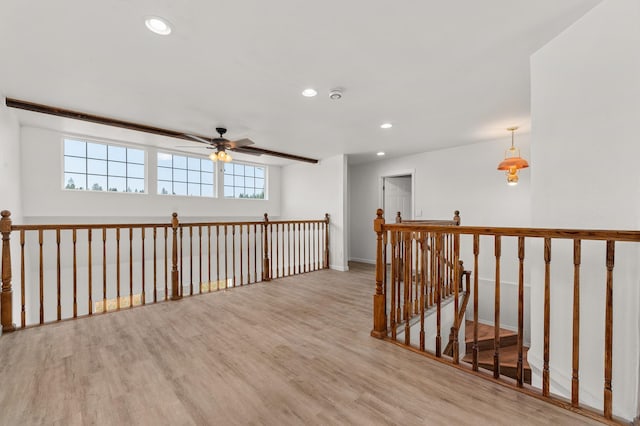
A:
382;175;412;222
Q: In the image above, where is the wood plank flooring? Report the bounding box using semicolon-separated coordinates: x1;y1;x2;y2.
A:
0;262;600;425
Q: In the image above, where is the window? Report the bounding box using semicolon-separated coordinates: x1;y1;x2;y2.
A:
223;163;265;199
157;153;214;197
63;138;145;193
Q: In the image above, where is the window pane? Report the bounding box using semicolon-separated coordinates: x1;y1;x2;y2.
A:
157;152;172;167
88;175;107;191
87;159;107;175
234;164;245;176
224;163;234;174
187;170;200;183
173;155;187;169
127;163;144;179
201;172;213;185
108;161;126;177
127;178;145;193
187;157;200;171
158;181;172;195
255;167;265;178
201;161;213;173
254;190;265;199
173;182;187;196
64;173;86;190
158;166;172;181
201;184;213;197
245;177;255;188
244;166;255;177
108;145;126;162
187;183;200;196
87;143;107;159
245;188;255;197
255;178;264;190
64;139;86;157
173;168;187;182
108;176;126;192
234;187;243;198
64;156;86;173
223;173;233;185
224;186;234;197
127;148;144;164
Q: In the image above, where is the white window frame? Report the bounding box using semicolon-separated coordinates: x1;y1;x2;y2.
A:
156;152;216;198
222;161;267;200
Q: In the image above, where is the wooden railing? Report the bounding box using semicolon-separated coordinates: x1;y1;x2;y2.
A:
371;208;640;422
0;210;329;331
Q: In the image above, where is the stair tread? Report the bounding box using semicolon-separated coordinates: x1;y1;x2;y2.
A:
462;346;530;369
465;320;517;343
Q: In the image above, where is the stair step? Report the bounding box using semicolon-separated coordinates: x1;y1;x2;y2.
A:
464;320;518;352
462;347;531;384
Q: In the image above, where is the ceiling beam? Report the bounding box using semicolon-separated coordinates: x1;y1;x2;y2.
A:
5;98;319;164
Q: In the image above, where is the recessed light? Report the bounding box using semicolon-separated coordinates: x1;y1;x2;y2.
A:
145;16;172;35
377;152;385;156
302;88;317;97
380;123;393;129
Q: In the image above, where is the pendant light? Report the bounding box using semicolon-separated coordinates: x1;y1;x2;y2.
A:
497;126;529;186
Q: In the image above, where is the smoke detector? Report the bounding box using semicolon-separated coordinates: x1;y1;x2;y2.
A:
329;89;343;100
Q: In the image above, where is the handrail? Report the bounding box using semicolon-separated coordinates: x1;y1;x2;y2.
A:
372;208;633;422
0;210;330;332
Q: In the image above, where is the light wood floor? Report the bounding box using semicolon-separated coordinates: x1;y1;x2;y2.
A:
0;262;600;425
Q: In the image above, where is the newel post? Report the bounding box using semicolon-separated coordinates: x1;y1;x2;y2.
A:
324;213;330;269
453;210;461;225
371;209;387;338
1;210;15;332
171;212;182;300
263;213;271;281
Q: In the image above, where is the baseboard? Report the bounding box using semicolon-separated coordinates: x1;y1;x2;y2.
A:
330;264;349;272
349;257;376;265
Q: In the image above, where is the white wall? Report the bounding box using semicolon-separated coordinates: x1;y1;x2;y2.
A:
281;154;348;271
0;99;21;222
530;0;640;420
19;126;281;222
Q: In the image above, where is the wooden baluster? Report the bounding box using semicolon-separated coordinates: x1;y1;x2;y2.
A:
141;228;145;305
179;226;183;297
324;214;330;269
263;214;270;281
199;226;203;292
56;229;61;320
572;239;581;406
171;213;180;300
275;223;279;279
270;223;274;279
287;223;291;276
415;236;420;315
403;231;411;345
297;223;301;274
435;233;442;357
117;228;121;309
604;240;614;420
429;233;434;307
516;236;525;386
304;223;308;273
20;230;25;328
419;234;426;351
232;225;236;287
216;225;220;290
282;222;285;276
153;227;157;303
208;226;212;291
472;234;479;371
103;228;107;309
371;209;387;338
189;226;194;295
0;211;15;332
390;230;397;340
247;224;251;284
452;232;460;364
164;227;168;301
38;229;44;324
88;229;93;315
493;235;501;378
73;229;78;318
543;237;551;396
383;230;388;321
396;232;402;325
224;225;228;287
129;227;133;308
312;222;316;271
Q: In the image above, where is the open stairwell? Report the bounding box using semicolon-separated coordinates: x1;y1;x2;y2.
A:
461;320;531;384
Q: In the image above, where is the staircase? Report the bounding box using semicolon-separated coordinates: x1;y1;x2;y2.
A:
461;321;531;384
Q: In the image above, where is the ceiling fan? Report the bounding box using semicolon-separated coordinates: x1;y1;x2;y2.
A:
178;127;257;163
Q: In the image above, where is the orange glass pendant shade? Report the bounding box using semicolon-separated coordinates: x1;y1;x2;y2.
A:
497;126;529;186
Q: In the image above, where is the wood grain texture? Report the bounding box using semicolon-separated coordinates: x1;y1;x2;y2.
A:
0;263;598;426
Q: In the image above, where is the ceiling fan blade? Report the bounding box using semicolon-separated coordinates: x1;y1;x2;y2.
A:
235;146;318;164
231;146;263;156
226;138;254;149
184;134;213;145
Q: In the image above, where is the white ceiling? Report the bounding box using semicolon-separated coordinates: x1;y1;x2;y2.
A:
0;0;601;165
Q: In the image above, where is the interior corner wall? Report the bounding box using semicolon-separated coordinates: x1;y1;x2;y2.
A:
0;98;21;222
280;154;348;271
19;126;281;223
530;0;640;420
